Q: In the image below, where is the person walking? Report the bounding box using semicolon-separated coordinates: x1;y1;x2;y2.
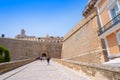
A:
47;57;51;65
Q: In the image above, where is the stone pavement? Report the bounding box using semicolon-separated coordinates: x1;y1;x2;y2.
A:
0;60;89;80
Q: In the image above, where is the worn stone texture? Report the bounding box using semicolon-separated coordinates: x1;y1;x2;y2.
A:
0;59;35;74
0;38;62;61
53;59;120;80
61;9;108;63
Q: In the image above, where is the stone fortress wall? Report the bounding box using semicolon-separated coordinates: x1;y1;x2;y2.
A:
0;38;62;61
61;1;108;63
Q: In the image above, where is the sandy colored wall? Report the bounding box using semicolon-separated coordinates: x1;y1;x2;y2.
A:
61;10;107;63
100;9;111;27
106;33;120;54
0;59;35;74
98;0;111;27
0;38;62;61
98;0;108;11
53;59;120;80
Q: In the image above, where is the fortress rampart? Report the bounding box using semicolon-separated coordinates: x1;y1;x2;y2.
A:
0;38;62;61
61;10;108;63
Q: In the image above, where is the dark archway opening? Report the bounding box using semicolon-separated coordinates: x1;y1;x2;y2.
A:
42;53;46;57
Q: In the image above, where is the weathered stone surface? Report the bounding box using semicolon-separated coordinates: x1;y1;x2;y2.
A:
0;38;62;61
0;58;35;74
61;9;108;63
53;59;120;80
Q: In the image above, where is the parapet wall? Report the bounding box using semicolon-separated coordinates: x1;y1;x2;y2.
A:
53;59;120;80
0;58;35;74
0;38;62;61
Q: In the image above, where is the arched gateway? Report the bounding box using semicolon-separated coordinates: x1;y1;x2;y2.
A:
42;53;47;57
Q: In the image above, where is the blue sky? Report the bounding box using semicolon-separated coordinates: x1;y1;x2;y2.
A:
0;0;88;38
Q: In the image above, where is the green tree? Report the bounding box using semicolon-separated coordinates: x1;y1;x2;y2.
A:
0;46;10;63
0;55;4;63
4;49;10;62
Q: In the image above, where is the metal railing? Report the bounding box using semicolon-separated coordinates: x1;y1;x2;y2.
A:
98;14;120;36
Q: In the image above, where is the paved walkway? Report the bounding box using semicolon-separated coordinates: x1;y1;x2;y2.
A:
0;60;89;80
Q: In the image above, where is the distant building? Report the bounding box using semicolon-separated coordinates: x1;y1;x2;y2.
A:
15;29;36;40
15;29;26;39
15;29;63;44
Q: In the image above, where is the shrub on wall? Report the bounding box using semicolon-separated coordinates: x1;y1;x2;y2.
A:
4;49;10;62
0;55;4;63
0;46;10;63
0;46;4;63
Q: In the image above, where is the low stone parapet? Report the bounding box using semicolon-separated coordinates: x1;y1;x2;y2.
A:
52;58;120;80
0;58;35;74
